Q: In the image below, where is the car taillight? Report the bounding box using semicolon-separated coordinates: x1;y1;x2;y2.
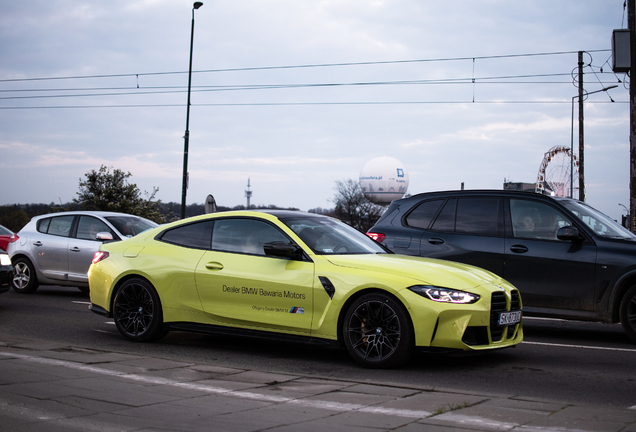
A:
366;232;386;243
9;234;19;243
92;251;109;264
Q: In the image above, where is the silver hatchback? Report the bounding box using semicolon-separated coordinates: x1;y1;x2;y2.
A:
7;211;158;293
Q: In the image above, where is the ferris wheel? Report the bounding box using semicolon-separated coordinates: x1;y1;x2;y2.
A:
535;145;578;198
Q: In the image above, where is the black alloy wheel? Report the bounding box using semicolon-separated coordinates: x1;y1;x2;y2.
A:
113;278;168;342
12;258;39;293
343;292;413;368
620;285;636;343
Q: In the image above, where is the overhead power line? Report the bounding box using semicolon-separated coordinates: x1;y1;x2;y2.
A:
0;49;611;84
0;100;625;110
0;72;581;100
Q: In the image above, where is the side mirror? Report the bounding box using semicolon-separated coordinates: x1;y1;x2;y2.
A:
96;232;114;242
263;241;303;259
557;226;583;242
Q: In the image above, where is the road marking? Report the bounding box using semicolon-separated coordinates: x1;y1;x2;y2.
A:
0;351;614;431
523;341;636;353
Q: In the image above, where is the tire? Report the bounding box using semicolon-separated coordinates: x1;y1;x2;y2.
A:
342;292;414;368
112;278;168;342
620;285;636;343
12;258;39;293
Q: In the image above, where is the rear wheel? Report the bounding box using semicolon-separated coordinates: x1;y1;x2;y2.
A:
620;285;636;343
343;292;414;368
12;258;39;293
113;278;168;342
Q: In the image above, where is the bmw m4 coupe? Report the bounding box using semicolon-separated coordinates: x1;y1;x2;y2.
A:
89;210;522;368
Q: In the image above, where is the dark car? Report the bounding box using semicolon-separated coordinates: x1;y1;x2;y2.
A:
367;190;636;342
0;249;13;295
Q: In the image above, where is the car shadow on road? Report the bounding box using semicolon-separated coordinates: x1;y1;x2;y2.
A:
522;318;632;346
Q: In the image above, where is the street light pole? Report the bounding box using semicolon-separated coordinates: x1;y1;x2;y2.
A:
569;84;617;200
181;1;203;220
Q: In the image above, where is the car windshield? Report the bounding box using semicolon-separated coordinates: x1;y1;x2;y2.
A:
562;200;636;240
0;225;12;235
105;216;158;238
281;216;387;255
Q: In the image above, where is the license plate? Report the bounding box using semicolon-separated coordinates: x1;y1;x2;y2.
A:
497;310;522;326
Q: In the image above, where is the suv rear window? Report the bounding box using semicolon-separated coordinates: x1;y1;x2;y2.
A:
405;199;444;229
429;197;503;236
456;198;502;236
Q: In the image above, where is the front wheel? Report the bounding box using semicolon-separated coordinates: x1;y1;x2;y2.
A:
620;285;636;343
343;292;414;368
12;258;39;293
113;278;168;342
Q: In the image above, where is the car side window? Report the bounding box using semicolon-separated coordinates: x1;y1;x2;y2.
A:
76;216;114;241
430;198;456;232
160;220;214;249
212;218;289;256
39;216;75;238
37;218;51;233
455;198;503;236
510;199;572;240
405;199;444;229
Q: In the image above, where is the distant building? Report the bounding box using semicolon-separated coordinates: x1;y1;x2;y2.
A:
503;182;536;192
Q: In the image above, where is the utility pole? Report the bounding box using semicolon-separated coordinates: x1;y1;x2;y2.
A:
578;51;585;201
630;0;636;231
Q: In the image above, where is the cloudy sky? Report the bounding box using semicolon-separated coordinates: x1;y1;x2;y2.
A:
0;0;630;221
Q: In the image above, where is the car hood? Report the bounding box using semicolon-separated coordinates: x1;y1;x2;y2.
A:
323;253;510;291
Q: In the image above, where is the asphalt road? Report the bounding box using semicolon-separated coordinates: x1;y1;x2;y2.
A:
1;285;635;409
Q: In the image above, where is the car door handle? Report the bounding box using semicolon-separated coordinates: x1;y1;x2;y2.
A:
33;241;42;247
510;245;529;254
70;246;81;252
428;238;445;245
205;262;224;271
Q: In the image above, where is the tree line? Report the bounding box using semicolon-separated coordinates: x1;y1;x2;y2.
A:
0;166;385;233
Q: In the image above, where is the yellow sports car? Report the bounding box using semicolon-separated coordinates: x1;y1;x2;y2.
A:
89;210;522;368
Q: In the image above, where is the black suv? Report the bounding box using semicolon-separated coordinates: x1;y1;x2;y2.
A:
367;190;636;342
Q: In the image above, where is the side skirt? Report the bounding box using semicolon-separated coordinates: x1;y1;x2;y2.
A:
165;322;341;349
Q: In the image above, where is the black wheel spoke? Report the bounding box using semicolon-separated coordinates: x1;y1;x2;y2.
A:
114;280;159;340
345;298;404;365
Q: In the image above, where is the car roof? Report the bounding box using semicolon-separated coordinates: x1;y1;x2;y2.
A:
396;189;579;205
30;211;145;220
256;210;325;219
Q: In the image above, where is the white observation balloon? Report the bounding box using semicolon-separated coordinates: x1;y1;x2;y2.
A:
359;156;409;205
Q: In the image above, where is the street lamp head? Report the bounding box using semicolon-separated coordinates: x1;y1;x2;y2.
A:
193;2;203;9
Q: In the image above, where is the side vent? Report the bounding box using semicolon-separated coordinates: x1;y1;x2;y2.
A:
318;276;335;299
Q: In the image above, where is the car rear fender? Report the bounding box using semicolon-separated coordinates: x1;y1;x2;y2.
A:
8;253;45;281
109;273;156;315
609;270;636;323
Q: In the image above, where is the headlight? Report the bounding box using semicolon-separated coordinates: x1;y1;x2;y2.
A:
408;285;480;304
0;254;11;266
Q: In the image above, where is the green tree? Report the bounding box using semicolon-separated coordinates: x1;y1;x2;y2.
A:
74;165;166;223
0;208;30;233
332;179;384;232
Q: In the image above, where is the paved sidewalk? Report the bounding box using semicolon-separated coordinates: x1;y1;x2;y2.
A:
0;339;635;432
